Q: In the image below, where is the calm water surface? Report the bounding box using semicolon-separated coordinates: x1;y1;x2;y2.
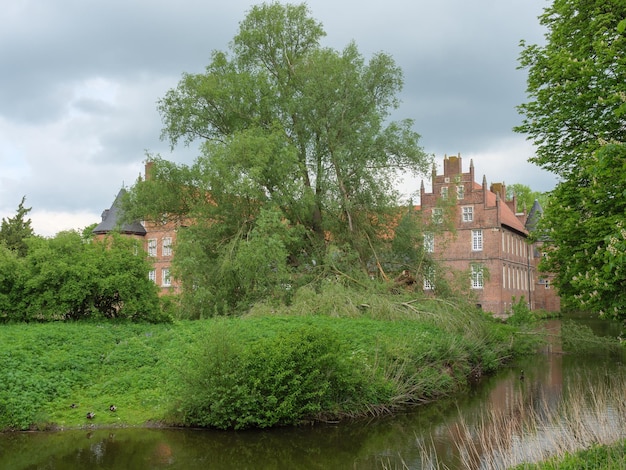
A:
1;315;624;469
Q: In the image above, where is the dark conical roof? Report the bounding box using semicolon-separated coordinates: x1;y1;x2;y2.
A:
92;188;146;236
525;199;543;232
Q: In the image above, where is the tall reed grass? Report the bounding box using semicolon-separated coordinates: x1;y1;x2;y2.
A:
408;372;626;469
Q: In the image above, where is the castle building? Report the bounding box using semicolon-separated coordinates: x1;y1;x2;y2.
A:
419;154;559;315
92;186;181;295
93;156;560;313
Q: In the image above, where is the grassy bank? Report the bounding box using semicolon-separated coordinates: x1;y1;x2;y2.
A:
0;294;538;431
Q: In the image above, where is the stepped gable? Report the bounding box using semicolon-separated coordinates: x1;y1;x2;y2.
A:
92;188;147;236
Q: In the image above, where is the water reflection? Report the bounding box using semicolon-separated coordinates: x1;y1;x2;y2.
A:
1;318;624;470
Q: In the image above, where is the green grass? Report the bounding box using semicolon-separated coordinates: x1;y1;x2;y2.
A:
509;440;626;469
0;294;537;431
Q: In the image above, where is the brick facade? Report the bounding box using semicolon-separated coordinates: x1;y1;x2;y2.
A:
142;219;180;294
419;154;560;316
92;165;182;295
94;157;560;312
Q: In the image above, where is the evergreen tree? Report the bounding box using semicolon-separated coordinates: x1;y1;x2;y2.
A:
0;196;35;257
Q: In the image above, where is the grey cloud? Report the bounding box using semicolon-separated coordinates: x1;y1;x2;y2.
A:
0;0;556;235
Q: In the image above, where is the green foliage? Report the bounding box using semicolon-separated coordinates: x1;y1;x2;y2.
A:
172;289;539;430
560;320;624;357
506;183;548;213
121;155;199;225
516;0;626;320
506;296;538;325
0;245;26;317
516;0;626;178
0;299;537;431
127;2;432;314
0;195;36;257
510;439;626;470
0;323;177;430
0;230;164;322
538;145;626;319
177;323;378;429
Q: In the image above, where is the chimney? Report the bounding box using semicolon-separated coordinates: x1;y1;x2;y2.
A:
145;161;155;180
490;183;506;201
444;153;462;176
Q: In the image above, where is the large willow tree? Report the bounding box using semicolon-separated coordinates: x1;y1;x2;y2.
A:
515;0;626;319
126;3;431;315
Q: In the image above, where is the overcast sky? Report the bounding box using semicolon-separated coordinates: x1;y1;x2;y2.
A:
1;0;555;237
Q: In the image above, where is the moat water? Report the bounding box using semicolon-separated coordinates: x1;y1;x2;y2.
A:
1;313;624;469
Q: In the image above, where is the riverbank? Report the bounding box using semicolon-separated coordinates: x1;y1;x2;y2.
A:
511;439;626;469
0;296;539;432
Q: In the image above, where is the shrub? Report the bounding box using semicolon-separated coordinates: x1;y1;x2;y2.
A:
176;323;381;429
505;296;536;325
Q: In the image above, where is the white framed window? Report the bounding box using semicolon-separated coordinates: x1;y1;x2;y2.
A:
147;238;157;257
423;266;435;290
148;269;156;283
162;268;171;287
162;237;172;257
471;264;484;289
472;229;483;251
462;206;473;222
457;185;465;200
432;208;443;224
440;186;449;200
423;232;434;253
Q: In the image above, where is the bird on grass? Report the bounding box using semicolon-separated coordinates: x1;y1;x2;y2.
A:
86;412;96;419
70;403;77;409
109;405;117;412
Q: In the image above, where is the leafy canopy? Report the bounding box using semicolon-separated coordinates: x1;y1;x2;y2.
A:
126;2;432;315
506;183;548;214
0;230;163;323
515;0;626;319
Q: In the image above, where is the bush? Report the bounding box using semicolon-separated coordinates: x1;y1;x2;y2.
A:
176;322;383;429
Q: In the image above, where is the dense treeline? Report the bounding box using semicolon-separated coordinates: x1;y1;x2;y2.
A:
0;229;164;323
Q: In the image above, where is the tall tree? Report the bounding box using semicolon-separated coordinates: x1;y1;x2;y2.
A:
128;2;431;314
506;183;547;214
0;196;35;257
515;0;626;319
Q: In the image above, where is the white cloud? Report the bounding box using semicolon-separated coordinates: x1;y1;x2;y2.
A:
28;210;100;238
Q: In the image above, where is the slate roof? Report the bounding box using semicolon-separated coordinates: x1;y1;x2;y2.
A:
525;199;543;232
92;188;147;236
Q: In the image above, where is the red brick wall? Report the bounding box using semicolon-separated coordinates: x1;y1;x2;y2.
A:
143;219;180;295
420;155;559;316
